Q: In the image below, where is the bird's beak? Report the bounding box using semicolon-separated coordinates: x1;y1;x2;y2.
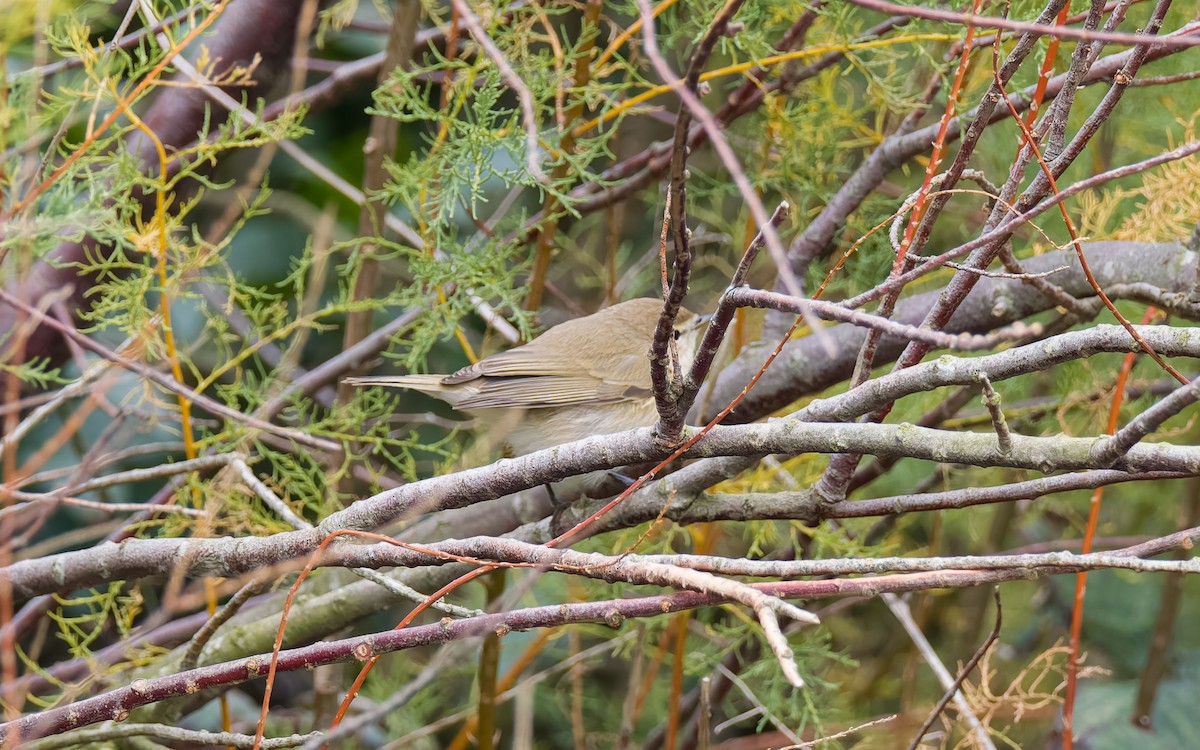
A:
694;312;715;330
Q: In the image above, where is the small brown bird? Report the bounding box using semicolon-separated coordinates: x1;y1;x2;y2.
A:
345;298;706;456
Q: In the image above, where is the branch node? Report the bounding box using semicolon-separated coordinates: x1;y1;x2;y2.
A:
975;370;1013;454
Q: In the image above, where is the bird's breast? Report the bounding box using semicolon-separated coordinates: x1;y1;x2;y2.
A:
477;399;659;456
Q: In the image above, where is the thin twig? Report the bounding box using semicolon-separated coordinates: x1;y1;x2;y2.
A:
905;588;1003;750
884;592;997;750
449;0;547;184
0;289;339;452
181;579;269;671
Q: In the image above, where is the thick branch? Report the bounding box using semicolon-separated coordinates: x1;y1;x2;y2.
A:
8;415;1200;599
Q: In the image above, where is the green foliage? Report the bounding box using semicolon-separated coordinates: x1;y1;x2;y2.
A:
48;583;143;658
0;357;64;389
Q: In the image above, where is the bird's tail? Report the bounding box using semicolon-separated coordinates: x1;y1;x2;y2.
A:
343;374;449;394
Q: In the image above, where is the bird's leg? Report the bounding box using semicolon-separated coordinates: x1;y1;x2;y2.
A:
547;482;575;537
605;470;637;487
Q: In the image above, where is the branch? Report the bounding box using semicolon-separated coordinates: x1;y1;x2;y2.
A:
11;416;1200;599
707;242;1197;422
847;0;1200;48
7;549;1193;746
18;724;319;750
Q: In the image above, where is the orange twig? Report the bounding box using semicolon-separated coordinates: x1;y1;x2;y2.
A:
1062;306;1157;747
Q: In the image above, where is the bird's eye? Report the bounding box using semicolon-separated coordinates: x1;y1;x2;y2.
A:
673;329;681;341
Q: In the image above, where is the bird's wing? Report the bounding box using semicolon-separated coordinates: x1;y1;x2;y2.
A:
443;303;657;384
441;344;580;383
453;375;651;410
441;300;666;407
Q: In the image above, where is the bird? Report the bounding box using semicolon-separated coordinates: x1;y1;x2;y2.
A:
344;298;706;457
